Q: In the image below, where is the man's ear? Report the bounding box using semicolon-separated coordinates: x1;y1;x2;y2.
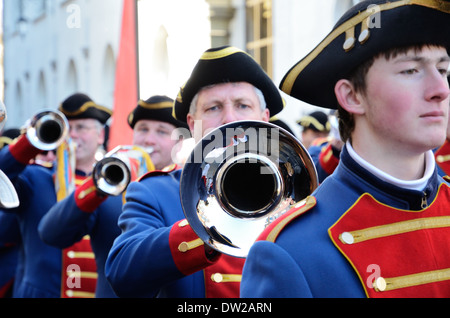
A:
334;79;364;115
261;108;270;122
186;113;195;132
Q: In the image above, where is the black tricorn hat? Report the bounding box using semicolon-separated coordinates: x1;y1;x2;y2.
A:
0;128;20;149
58;93;112;124
280;0;450;109
173;46;284;123
297;111;331;132
128;95;189;129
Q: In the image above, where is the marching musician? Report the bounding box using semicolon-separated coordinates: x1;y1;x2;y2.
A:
105;46;284;298
297;111;330;150
39;95;187;297
306;112;344;183
0;93;109;297
240;0;450;298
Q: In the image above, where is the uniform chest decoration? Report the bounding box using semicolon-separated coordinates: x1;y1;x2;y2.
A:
329;184;450;298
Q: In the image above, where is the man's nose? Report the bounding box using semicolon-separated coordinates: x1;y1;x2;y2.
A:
221;106;238;125
425;71;450;102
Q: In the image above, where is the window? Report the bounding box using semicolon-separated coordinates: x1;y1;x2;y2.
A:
246;0;272;77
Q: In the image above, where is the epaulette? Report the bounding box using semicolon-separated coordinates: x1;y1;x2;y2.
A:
257;196;316;243
444;175;450;183
137;163;181;182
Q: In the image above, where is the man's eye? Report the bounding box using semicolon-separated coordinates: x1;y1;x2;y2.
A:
205;105;219;112
438;68;449;76
401;69;418;75
157;130;170;135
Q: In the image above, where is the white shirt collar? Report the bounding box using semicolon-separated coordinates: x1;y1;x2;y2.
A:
346;141;435;191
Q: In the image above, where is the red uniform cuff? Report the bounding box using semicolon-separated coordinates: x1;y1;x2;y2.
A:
319;144;340;175
8;134;42;165
169;219;220;276
74;177;107;213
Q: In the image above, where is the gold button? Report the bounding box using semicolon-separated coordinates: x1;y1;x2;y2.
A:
178;242;189;252
373;277;387;292
212;273;223;283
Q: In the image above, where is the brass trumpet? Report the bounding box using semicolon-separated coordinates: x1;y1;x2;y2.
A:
25;109;69;151
93;145;155;196
180;120;318;258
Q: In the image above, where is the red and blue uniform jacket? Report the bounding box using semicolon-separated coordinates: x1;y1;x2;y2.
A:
105;166;245;298
308;138;340;183
39;176;122;298
241;145;450;298
0;135;97;298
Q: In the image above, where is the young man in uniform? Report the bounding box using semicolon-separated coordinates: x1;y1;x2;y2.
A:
241;0;450;298
39;95;187;297
105;46;284;297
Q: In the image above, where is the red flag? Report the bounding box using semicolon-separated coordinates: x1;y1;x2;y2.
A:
108;0;138;150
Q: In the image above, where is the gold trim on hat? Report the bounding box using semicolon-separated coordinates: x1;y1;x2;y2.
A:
0;136;13;148
137;100;173;110
200;46;251;60
59;101;112;116
297;116;331;132
281;0;450;95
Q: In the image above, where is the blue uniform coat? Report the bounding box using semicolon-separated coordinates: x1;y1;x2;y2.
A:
0;147;62;297
39;191;122;298
106;168;244;298
241;145;449;297
105;169;209;297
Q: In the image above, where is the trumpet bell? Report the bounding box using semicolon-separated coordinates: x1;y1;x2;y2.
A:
26;109;69;151
181;120;318;258
93;145;155;196
93;157;131;196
